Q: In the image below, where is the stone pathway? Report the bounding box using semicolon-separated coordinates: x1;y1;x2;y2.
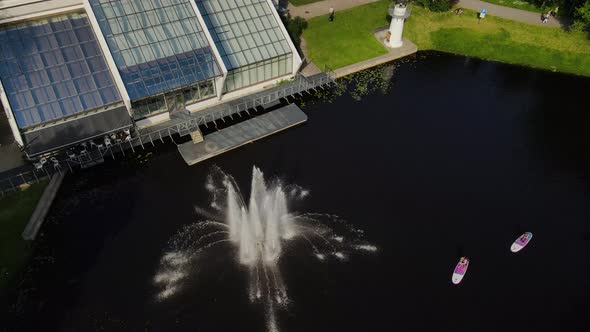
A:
299;36;322;76
458;0;562;27
288;0;565;27
287;0;380;19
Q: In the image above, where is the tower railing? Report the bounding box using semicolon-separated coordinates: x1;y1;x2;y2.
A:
388;3;412;19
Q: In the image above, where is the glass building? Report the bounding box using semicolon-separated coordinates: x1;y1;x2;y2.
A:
89;0;223;119
0;0;301;157
196;0;293;92
0;13;121;129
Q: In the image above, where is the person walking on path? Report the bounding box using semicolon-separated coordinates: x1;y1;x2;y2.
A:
456;0;562;27
478;8;486;24
329;6;335;21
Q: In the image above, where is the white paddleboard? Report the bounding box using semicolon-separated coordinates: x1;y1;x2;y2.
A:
452;257;469;285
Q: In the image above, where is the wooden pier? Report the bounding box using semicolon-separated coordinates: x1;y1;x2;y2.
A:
178;104;307;166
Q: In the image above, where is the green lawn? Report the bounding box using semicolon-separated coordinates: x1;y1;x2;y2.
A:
303;0;389;69
0;181;48;292
290;0;323;6
405;6;590;76
303;1;590;76
480;0;549;14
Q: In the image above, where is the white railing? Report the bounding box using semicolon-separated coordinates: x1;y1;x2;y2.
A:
0;71;337;193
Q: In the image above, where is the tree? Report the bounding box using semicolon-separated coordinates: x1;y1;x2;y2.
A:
575;1;590;25
281;14;307;52
562;0;588;16
413;0;459;12
564;0;590;32
531;0;558;10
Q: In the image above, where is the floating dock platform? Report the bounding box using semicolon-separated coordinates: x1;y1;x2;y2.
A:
178;104;307;166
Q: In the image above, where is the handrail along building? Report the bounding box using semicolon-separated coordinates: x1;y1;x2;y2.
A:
0;0;302;158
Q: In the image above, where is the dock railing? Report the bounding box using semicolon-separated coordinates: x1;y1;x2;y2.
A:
0;69;337;194
324;64;337;81
0;142;134;196
137;70;336;136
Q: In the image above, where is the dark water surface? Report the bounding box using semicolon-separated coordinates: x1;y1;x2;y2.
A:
3;52;590;332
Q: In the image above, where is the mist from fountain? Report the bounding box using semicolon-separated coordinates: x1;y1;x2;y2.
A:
153;166;377;332
227;167;288;266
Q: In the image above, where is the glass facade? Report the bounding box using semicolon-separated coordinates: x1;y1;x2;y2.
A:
224;54;291;92
89;0;222;109
0;13;121;129
132;78;215;118
196;0;293;91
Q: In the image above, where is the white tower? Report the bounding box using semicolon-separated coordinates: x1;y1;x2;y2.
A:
387;4;410;48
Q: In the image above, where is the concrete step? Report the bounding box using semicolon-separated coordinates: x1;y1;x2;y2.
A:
190;128;204;144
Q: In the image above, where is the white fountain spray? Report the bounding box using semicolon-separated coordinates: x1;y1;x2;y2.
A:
228;167;286;266
153;166;377;332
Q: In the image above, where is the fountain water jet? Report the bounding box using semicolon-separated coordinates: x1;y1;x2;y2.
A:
228;167;287;267
154;166;377;332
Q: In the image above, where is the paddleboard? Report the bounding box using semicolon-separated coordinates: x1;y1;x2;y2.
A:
511;232;533;253
452;257;469;285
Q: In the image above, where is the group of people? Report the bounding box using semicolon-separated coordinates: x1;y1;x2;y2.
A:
518;232;530;244
457;232;530;264
66;129;131;159
453;5;558;24
542;7;558;23
459;257;468;266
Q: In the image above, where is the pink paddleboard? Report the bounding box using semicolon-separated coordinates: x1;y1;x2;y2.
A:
452;257;469;284
511;232;533;253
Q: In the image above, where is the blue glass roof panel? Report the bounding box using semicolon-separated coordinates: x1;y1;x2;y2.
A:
196;0;292;70
0;13;122;129
90;0;222;100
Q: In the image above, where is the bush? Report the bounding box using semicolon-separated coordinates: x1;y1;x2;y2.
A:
575;1;590;27
570;19;588;32
413;0;458;12
282;14;308;50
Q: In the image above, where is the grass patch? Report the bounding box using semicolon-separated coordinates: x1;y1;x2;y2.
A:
302;0;390;69
479;0;549;13
405;6;590;76
0;180;48;292
431;27;590;74
290;0;323;6
303;1;590;75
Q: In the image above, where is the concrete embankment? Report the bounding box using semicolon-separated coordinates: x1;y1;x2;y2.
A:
334;34;417;78
301;32;417;78
22;173;65;240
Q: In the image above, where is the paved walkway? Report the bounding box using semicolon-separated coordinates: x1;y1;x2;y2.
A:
288;0;565;27
22;172;65;241
299;36;322;76
457;0;562;27
288;0;380;19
